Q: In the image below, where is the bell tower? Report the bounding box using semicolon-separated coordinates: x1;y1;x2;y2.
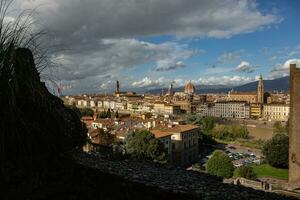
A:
167;82;173;96
116;80;120;93
257;74;264;104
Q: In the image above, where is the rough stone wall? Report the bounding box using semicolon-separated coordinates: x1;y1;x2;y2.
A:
289;64;300;189
73;151;295;200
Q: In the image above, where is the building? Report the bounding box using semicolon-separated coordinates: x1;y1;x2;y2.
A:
167;82;174;96
227;90;257;103
263;104;290;122
151;124;200;165
227;74;265;104
184;81;196;96
150;130;172;161
289;63;300;189
175;100;196;114
257;74;264;104
77;99;88;107
214;101;250;119
170;125;200;166
153;102;181;115
200;101;250;119
116;80;120;93
250;103;263;119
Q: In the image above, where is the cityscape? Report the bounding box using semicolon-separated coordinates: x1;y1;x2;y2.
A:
1;0;300;200
63;69;297;195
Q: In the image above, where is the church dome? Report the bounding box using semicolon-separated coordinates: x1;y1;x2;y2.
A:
184;81;196;95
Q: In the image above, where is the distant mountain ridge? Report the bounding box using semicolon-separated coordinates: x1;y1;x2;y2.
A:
147;76;290;94
232;76;289;93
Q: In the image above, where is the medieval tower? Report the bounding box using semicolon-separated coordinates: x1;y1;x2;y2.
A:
116;80;120;93
289;63;300;189
167;82;173;96
257;74;264;104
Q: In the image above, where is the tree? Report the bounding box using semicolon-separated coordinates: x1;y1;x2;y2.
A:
96;128;115;147
79;108;94;117
212;124;249;140
107;108;112;118
206;150;234;178
187;115;200;124
212;125;229;140
98;110;107;118
67;105;81;118
201;116;215;135
235;166;257;180
228;125;249;139
262;134;289;168
125;130;166;162
273;121;288;135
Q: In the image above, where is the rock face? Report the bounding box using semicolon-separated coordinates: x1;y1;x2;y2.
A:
0;48;86;175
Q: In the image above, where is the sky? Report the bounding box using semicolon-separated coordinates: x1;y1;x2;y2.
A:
10;0;300;94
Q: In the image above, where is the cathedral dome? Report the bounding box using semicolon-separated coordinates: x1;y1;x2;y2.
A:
184;81;196;95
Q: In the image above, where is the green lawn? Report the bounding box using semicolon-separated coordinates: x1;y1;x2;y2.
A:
252;164;288;180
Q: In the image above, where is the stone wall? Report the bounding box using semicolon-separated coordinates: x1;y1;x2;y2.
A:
73;151;294;199
289;64;300;189
234;177;271;191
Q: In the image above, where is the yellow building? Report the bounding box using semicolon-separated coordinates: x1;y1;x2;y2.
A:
250;103;263;119
151;130;172;161
263;103;290;122
151;124;200;165
175;100;195;114
153;102;181;115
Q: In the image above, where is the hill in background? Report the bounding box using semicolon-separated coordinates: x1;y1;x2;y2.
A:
147;76;289;94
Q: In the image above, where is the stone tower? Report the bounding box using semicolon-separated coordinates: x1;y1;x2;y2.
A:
116;80;120;93
167;82;173;96
161;87;164;97
257;74;264;104
289;63;300;189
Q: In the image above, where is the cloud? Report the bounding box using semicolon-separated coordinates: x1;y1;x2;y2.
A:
10;0;280;93
269;59;300;79
218;51;241;63
54;39;195;85
155;61;186;72
49;39;195;93
287;44;300;57
130;75;254;91
131;77;166;89
235;61;255;73
196;75;254;86
17;0;279;41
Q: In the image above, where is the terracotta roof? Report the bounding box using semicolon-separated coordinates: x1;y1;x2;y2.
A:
151;124;199;136
172;124;199;132
81;116;94;120
184;81;195;93
150;129;172;138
